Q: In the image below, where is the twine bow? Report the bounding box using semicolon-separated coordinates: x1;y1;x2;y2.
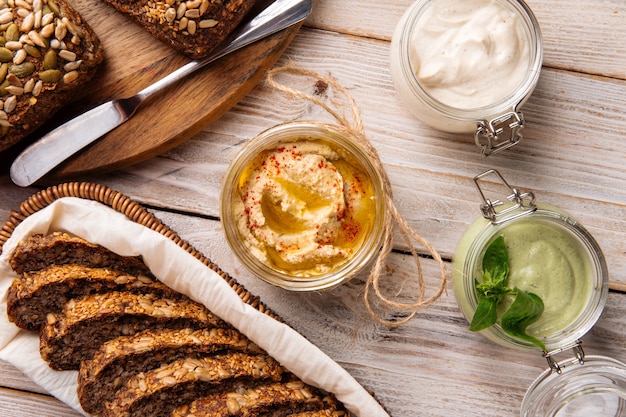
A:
266;63;447;326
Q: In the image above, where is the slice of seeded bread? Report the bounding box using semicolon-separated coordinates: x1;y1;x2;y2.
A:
100;0;255;59
77;327;262;415
102;353;284;417
288;409;349;417
171;377;332;417
40;291;228;370
9;232;152;276
7;264;181;331
0;0;104;151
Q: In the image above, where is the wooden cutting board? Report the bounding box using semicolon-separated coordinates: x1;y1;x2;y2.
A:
0;0;302;180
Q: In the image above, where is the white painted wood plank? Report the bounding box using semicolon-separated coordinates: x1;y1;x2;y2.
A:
0;388;82;417
0;362;47;395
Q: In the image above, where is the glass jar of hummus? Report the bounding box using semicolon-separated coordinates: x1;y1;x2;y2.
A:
390;0;543;155
220;122;386;291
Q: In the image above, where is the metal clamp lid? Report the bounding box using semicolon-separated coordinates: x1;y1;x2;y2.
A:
474;169;537;225
544;340;585;374
475;111;525;156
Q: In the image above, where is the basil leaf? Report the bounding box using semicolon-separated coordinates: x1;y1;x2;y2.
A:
482;235;509;287
469;297;498;332
501;290;546;351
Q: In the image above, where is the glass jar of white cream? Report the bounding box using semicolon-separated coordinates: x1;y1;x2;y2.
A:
390;0;543;155
453;170;626;417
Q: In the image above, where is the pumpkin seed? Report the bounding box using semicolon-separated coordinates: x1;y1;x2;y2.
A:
0;80;9;96
43;49;57;69
6;23;19;42
9;62;36;78
48;0;60;17
0;47;12;62
0;63;8;81
23;44;41;58
39;68;62;83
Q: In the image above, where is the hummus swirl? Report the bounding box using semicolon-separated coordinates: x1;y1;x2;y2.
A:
234;140;376;276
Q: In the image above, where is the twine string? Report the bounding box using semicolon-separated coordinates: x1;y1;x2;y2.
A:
266;63;447;327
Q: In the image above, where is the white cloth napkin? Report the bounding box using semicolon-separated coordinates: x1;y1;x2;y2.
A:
0;197;389;417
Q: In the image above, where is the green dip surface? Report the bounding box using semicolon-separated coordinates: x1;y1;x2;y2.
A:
494;218;593;338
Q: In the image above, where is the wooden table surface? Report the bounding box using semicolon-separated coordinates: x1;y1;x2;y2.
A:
1;0;626;416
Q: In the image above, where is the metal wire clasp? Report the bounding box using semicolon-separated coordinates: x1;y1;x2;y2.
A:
475;111;525;156
544;340;585;374
474;169;537;225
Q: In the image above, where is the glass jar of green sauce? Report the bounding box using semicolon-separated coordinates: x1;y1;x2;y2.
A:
453;169;608;351
453;169;626;416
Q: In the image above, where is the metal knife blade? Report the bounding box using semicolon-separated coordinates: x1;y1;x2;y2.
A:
10;102;123;187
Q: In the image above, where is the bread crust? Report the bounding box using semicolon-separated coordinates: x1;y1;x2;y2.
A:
100;0;255;58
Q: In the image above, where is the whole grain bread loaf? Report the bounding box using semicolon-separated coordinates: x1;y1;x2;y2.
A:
102;353;284;417
9;232;152;276
0;0;104;151
171;377;334;417
100;0;255;58
77;327;262;415
40;291;228;370
7;264;181;331
5;232;353;416
288;409;348;417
